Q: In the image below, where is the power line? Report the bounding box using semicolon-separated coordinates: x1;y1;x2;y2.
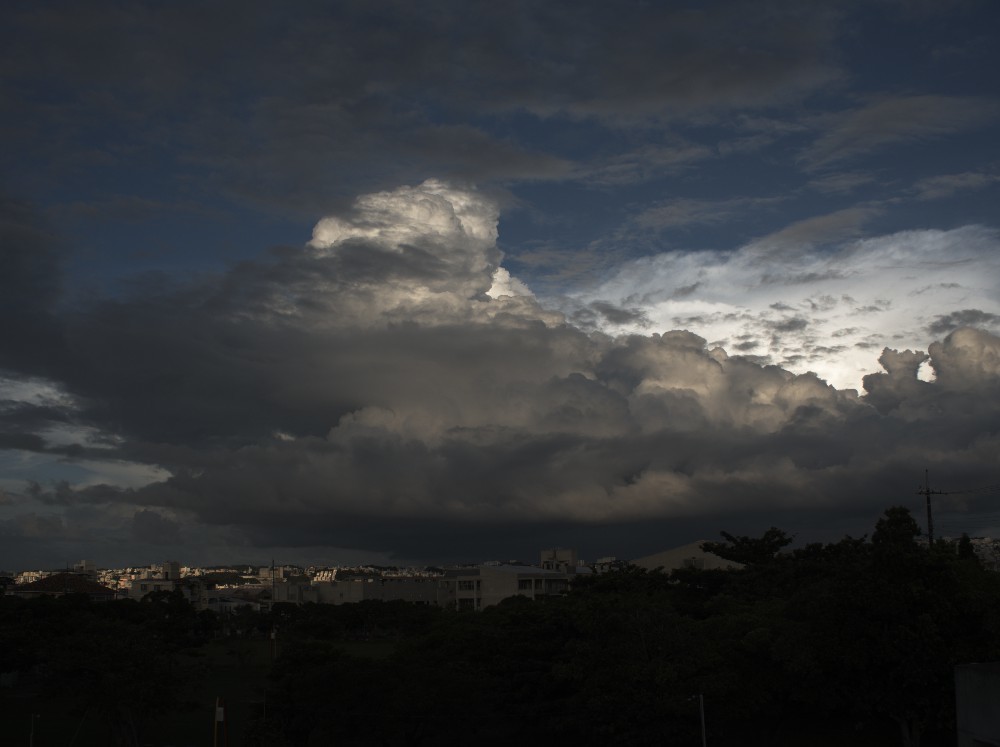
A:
940;484;1000;496
915;471;1000;544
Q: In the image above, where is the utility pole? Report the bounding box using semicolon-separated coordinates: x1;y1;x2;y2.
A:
699;693;707;747
213;696;229;747
270;558;277;661
917;470;946;545
688;693;707;746
914;473;1000;546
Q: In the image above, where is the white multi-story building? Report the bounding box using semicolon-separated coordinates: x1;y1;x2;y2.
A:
73;559;97;578
125;560;186;599
453;564;578;611
260;551;585;611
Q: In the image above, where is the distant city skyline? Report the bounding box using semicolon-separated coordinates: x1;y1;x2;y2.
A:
2;1;1000;567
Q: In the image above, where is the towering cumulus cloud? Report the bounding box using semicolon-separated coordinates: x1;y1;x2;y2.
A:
309;179;501;304
5;182;1000;561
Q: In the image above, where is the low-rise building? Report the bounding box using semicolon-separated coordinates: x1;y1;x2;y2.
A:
540;547;579;573
72;559;97;578
15;570;52;585
260;550;584;611
199;588;262;614
317;576;443;605
453;564;576;610
124;560;188;599
126;577;179;600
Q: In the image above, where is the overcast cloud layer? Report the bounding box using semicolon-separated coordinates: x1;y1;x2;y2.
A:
4;183;1000;567
2;1;1000;566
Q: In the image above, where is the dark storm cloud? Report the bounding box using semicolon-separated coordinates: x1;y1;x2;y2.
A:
0;401;71;436
3;0;1000;566
571;302;651;331
9;195;1000;559
0;433;46;453
1;0;847;215
0;512;71;541
0;198;66;374
406;125;574;182
928;309;1000;336
767;317;810;333
131;509;181;545
588;302;649;327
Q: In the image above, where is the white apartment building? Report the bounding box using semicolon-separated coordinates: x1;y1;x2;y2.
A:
260;551;585;611
453;564;577;611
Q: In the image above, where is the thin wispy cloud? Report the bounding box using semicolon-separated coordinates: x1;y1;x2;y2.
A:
911;171;1000;200
800;95;1000;170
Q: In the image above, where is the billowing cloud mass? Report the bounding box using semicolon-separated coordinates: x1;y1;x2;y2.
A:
573;223;1000;390
2;182;1000;564
2;0;1000;566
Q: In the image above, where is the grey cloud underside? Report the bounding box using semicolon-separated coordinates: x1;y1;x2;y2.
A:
5;181;1000;558
131;509;181;546
10;251;1000;556
928;309;1000;336
573;302;650;329
4;0;1000;565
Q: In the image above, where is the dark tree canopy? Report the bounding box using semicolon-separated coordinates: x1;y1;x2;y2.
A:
873;505;922;548
3;506;998;747
701;526;794;566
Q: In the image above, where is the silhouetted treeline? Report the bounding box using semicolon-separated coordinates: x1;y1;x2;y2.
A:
2;508;999;747
0;589;218;745
252;508;1000;747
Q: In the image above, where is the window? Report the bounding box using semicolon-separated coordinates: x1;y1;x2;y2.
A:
518;579;532;591
458;580;476;591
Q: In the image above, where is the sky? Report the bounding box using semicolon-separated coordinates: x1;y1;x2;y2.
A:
2;0;1000;569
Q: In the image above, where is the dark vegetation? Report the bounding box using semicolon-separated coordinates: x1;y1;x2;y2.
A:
2;507;998;746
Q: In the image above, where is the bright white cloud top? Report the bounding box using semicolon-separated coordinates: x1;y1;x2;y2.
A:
573;225;1000;390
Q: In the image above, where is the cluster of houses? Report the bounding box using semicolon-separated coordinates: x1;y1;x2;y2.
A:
1;542;736;613
6;533;1000;615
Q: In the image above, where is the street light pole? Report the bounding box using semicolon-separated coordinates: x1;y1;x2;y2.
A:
699;693;707;747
